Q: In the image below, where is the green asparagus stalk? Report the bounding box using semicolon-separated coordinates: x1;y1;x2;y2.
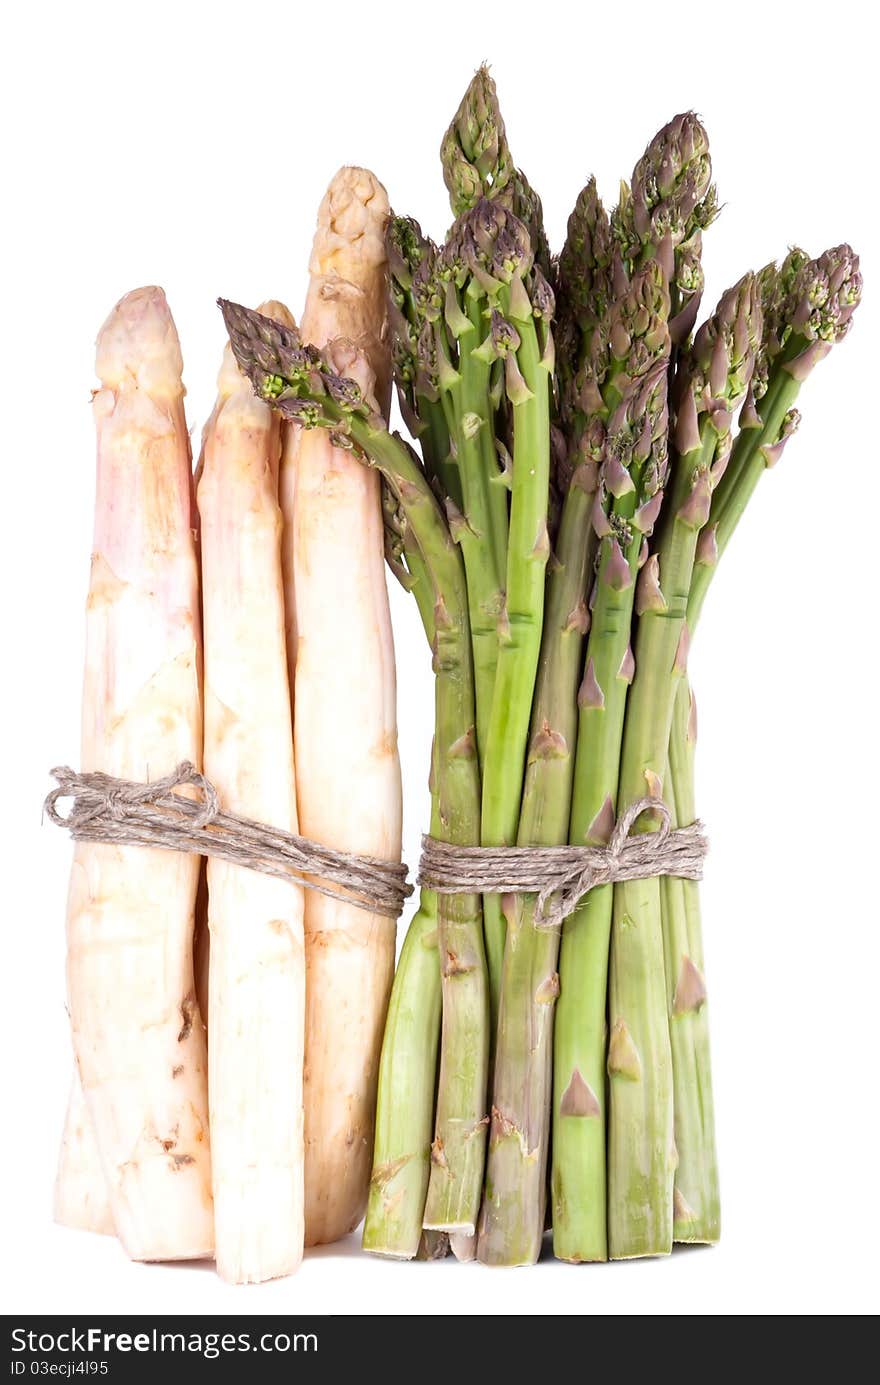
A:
398;203;508;1242
606;272;762;1259
689;244;862;628
551;257;672;1263
439;73;554;1017
611;113;716;1250
419;585;488;1240
218;298;488;1255
662;683;718;1241
365;890;442;1256
422;199;553;1230
431;214;509;763
549;125;711;1261
663;243;862;1241
381;194;512;1245
475;440;598;1265
469;183;612;1265
387;216;459;505
381;485;437;637
462;203;554;1020
365;491;444;1257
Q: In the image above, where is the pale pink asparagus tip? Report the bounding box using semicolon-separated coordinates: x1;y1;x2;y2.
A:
309;167;390;280
95;286;183;398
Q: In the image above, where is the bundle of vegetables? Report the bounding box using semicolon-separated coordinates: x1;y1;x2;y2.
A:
55;170;402;1283
223;65;861;1266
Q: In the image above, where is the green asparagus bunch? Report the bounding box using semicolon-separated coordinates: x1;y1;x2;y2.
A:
220;67;861;1269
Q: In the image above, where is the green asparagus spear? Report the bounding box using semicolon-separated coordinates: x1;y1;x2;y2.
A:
607;272;762;1259
549;127;709;1261
422;199;554;1230
468;182;612;1265
439;73;555;1019
662;683;718;1241
552;257;672;1263
364;491;444;1257
664;243;862;1241
431;213;509;763
689;245;862;627
457;201;554;1022
387;215;459;506
475;439;598;1265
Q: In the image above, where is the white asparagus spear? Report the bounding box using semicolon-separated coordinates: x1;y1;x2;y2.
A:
54;1078;114;1234
283;168;401;1245
55;393;213;1250
198;302;305;1284
66;287;213;1261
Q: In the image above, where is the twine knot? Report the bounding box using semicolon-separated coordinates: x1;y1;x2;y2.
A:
418;796;706;931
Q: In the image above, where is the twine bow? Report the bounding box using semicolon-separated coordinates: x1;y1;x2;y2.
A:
418;796;708;931
44;763;413;919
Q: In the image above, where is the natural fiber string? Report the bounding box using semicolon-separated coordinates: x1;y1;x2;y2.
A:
44;770;707;930
44;763;413;920
418;797;708;931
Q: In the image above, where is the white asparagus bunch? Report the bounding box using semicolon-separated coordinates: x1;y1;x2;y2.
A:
64;287;213;1260
283;167;402;1244
197;304;306;1284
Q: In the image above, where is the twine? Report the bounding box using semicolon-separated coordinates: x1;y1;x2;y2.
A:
44;769;707;931
44;763;413;919
418;797;708;931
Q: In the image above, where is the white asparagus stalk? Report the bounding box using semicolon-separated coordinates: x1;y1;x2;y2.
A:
66;287;213;1261
198;303;305;1284
54;1078;114;1234
284;168;401;1245
56;870;210;1241
56;420;214;1247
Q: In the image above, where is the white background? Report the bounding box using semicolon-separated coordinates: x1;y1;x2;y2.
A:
3;0;876;1318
